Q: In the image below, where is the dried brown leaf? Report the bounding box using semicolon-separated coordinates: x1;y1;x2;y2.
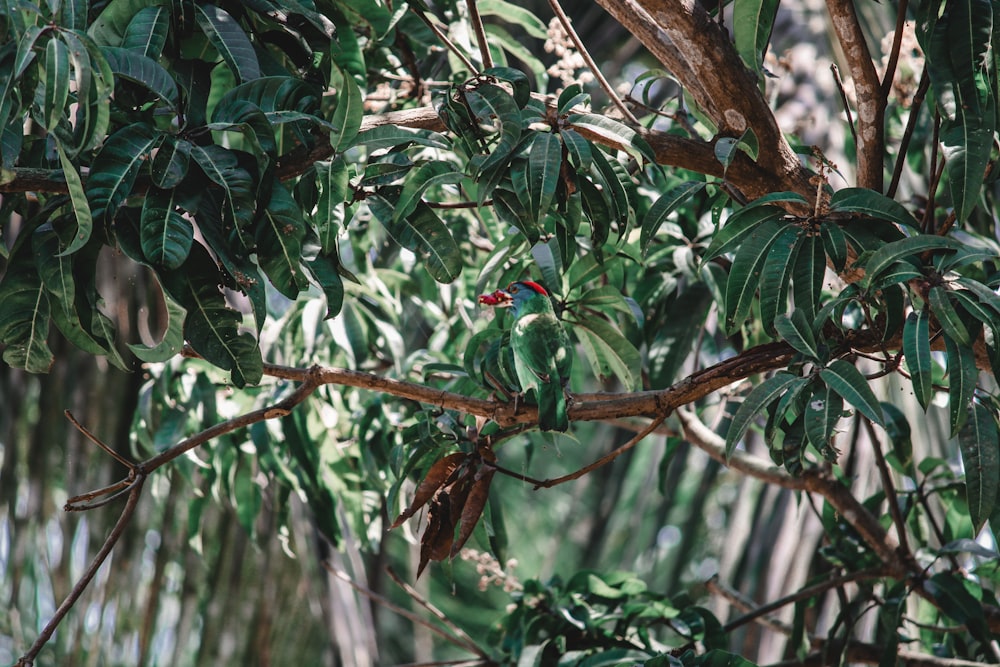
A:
450;465;495;558
391;452;465;529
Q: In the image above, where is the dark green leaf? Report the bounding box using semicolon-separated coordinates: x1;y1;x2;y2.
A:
820;221;849;272
331;63;363;150
929;285;970;346
466;83;523;175
759;225;802;335
726;372;805;458
257;181;308;299
527;132;561;225
43;36;70;132
352;125;450;151
0;254;54;372
903;310;933;410
195;4;260;82
734;0;778;75
640;181;706;256
128;280;185;362
566;113;656;163
394;161;463;223
829;187;921;228
55;141;94;255
140;188;193;269
572;315;641;390
944;332;978;436
102;45;178;106
559;128;592;173
959;402;1000;534
861;236;961;288
926;572;991;644
121;5;169;58
792;231;825;323
774;309;819;358
369;195;462;283
725;218;789;333
85;122;158;223
804;384;843;455
820;359;884;426
702;204;786;261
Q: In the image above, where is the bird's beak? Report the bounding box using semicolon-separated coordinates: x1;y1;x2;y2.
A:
478;289;513;307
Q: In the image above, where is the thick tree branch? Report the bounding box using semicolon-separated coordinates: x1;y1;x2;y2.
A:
826;0;885;191
592;0;816;203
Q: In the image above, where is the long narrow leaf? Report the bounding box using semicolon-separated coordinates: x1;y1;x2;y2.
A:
726;372;805;458
195;4;260;82
55;141;94;255
944;332;979;436
820;359;884;426
903;310;933;409
959;402;1000;534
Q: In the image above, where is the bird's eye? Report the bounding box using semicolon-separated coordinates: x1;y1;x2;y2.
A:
509;285;518;294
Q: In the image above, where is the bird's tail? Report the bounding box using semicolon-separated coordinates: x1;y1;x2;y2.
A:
538;383;569;432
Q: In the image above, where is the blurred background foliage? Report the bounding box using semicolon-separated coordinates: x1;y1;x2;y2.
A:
2;0;1000;665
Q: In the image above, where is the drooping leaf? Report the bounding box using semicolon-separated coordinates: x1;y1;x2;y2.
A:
903;309;933;410
369;194;463;284
566;112;656;163
0;251;54;373
150;136;190;189
43;36;70;132
926;572;991;644
759;225;802;335
820;359;884;426
725;218;790;333
943;331;979;436
188;144;256;246
959;402;1000;534
352;125;450;151
792;230;825;323
861;236;961;288
734;0;778;76
829;187;921;229
160;245;262;387
465;83;523;175
726;372;805;459
121;5;170;58
929;285;971;346
256;181;308;299
394;160;463;224
640;181;706;256
820;221;849;272
101;45;178;106
85;122;158;223
527;132;561;225
128;278;186;362
330;63;363;150
195;4;260;83
572;315;641;390
702;203;786;261
803;383;844;456
774;309;819;359
89;0;167;46
140;187;193;269
55;141;94;255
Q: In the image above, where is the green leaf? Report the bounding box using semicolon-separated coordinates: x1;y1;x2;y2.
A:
926;572;991;644
944;331;978;436
527;132;561;225
128;278;186;362
820;221;849;272
257;181;308;299
314;158;349;254
140;188;193;269
331;63;363;150
640;181;706;256
572;315;641;390
369;195;462;284
792;230;825;323
482;66;530;108
352;125;450;151
903;310;933;410
121;5;169;58
959;402;1000;534
394;161;463;223
62;29;114;154
101;45;178;107
820;359;884;426
702;203;786;261
466;83;523;175
216;76;319;115
829;188;921;228
734;0;778;75
724;218;789;333
492;188;540;243
774;309;819;358
189;144;256;244
478;0;548;39
559;128;592;173
85;122;158;223
55;141;94;255
89;0;166;46
929;286;971;346
43;36;70;132
727;372;806;458
195;4;260;83
0;252;54;373
804;383;844;454
861;235;961;288
759;225;802;335
566;113;656;163
304;255;344;319
160;245;262;387
150;136;189;189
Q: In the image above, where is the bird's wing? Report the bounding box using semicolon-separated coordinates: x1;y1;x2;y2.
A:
512;313;567;385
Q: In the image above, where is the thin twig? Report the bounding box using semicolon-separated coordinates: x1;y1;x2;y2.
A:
888;68;930;199
864;418;911;556
410;5;478;75
547;0;640;125
65;410;137;469
880;0;910;99
17;479;146;667
831;64;857;147
466;0;493;69
323;563;487;658
385;567;484;654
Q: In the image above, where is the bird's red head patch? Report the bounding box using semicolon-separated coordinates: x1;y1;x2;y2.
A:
510;281;548;296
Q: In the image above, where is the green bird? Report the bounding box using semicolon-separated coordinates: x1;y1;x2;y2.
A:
480;281;573;431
